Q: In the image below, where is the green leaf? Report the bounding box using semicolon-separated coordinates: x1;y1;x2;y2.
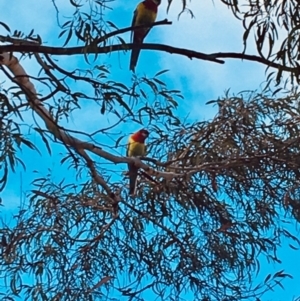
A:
107;21;118;30
154;69;169;77
63;28;73;47
62;20;72;28
153;78;166;86
70;0;83;7
0;22;10;32
20;137;38;151
264;274;271;283
206;99;217;105
101;101;105;114
58;29;67;39
34;128;52;155
117;36;127;46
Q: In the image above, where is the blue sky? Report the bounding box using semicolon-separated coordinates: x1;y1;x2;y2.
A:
0;0;299;300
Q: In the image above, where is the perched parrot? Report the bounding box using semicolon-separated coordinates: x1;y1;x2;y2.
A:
127;129;149;195
130;0;161;71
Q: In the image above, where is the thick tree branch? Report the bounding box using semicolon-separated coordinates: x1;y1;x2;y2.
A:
0;19;298;72
2;42;299;72
0;43;224;64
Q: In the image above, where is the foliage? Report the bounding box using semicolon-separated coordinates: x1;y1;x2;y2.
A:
0;0;300;301
170;0;300;85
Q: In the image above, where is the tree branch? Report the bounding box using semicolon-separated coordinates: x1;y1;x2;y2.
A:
210;51;296;73
2;42;299;71
0;43;224;64
92;19;172;45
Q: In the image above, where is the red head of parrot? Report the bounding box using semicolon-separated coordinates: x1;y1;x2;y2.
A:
131;128;150;143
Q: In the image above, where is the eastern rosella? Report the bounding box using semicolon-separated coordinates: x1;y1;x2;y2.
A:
130;0;161;71
127;129;149;195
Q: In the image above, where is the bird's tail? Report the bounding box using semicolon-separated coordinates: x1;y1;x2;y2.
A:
130;46;141;71
128;163;139;195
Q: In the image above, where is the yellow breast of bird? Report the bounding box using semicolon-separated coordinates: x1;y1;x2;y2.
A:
127;137;146;157
135;3;157;26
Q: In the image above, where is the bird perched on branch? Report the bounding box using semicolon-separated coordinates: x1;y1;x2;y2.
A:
130;0;161;71
127;129;149;195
